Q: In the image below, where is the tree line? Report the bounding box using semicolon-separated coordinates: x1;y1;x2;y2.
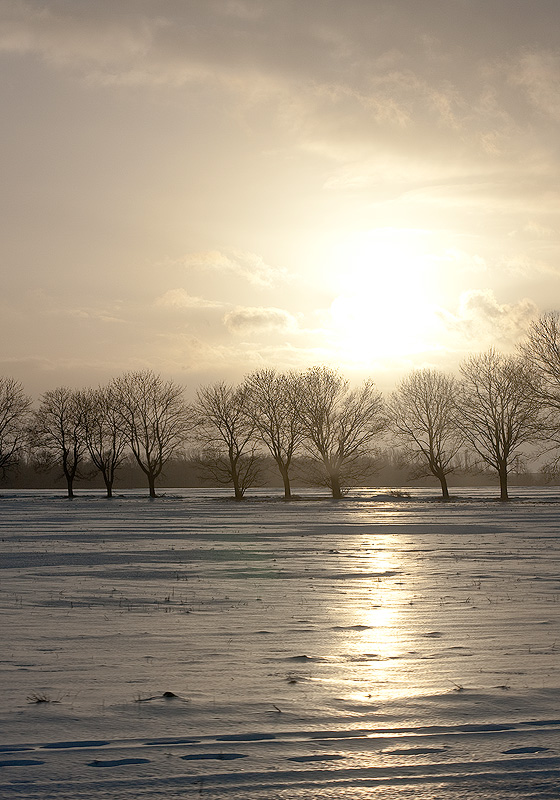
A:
2;311;560;502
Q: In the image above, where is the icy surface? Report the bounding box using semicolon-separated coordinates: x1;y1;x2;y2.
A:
1;488;559;798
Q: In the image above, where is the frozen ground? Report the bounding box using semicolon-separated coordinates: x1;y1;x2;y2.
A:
1;487;559;798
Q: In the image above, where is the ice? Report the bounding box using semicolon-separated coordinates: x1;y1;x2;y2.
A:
1;488;559;797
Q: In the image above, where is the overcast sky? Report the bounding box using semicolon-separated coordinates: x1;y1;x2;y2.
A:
2;0;560;397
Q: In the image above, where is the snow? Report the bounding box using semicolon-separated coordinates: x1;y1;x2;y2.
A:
1;488;559;798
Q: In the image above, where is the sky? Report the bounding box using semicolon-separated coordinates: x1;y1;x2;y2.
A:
2;0;560;399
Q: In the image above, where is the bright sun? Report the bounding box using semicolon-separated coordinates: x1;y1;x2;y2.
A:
327;228;441;363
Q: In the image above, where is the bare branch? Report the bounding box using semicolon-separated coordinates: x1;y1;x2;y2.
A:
0;377;31;478
193;382;262;499
80;386;129;497
295;366;386;498
244;368;303;499
389;368;462;498
29;387;86;498
111;370;191;498
458;349;541;500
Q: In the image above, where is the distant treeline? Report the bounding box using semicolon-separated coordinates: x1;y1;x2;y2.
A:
1;451;548;493
1;311;560;501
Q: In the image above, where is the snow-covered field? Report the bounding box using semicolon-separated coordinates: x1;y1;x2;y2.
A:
1;488;559;798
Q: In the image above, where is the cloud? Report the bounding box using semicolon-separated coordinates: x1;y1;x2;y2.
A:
510;50;560;122
0;0;159;68
183;249;287;287
155;288;223;309
0;1;273;85
218;1;266;22
63;306;126;324
522;220;556;238
436;248;487;274
2;0;557;173
439;289;538;347
223;306;297;333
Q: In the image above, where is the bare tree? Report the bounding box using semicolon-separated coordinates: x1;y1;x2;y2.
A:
389;368;462;499
111;370;191;498
80;386;128;498
193;382;262;500
519;311;560;404
518;310;560;470
458;349;541;501
0;377;32;478
30;387;86;498
244;368;303;499
296;366;386;499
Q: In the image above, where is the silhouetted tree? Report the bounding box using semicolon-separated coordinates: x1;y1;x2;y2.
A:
519;310;560;471
458;349;541;501
193;382;262;500
519;311;560;403
111;370;191;498
389;368;462;499
0;377;31;478
296;366;386;498
30;387;86;498
244;368;303;499
80;386;128;497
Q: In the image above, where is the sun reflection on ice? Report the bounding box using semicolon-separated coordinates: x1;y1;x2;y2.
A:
328;534;416;705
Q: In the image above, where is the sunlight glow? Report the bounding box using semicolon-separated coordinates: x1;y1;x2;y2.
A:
327;228;441;363
340;535;412;701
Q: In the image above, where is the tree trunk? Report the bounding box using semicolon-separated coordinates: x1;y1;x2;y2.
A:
233;471;244;500
330;472;342;499
62;453;75;498
148;472;157;498
101;468;113;498
498;464;509;501
438;472;450;500
231;458;244;500
280;465;292;500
